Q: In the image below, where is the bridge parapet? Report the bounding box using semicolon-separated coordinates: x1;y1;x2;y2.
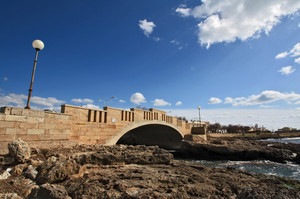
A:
0;104;206;153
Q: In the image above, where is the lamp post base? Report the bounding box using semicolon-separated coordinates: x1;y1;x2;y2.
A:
24;106;31;109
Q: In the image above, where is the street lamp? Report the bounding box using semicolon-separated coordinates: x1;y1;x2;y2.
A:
198;106;201;127
98;96;115;107
25;40;45;109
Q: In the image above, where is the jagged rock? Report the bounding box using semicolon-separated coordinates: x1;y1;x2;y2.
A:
179;138;300;163
8;138;31;163
27;183;71;199
0;193;22;199
24;165;38;180
72;145;173;165
12;164;27;176
36;159;79;184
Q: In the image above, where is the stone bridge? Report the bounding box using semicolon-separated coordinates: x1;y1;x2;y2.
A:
0;105;206;154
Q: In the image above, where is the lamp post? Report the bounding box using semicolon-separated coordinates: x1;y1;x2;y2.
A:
25;40;45;109
98;96;115;107
198;106;201;127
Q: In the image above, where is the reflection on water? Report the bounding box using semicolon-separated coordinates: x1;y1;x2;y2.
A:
192;160;300;181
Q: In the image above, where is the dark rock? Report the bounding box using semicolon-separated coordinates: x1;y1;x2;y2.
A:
178;138;300;163
36;159;79;184
73;145;173;165
27;183;71;199
8;138;31;163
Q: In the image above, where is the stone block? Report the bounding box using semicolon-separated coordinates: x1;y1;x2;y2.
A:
1;107;12;114
49;129;62;135
19;122;38;129
0;135;16;142
5;115;27;122
0;121;15;128
0;128;5;135
26;116;44;123
6;128;26;135
22;109;45;117
27;129;45;135
10;108;23;116
0;114;6;120
44;123;57;129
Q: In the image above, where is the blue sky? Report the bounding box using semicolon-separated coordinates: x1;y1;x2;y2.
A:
1;0;300;130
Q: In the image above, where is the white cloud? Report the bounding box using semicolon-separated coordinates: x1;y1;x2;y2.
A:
71;98;94;104
290;42;300;57
139;19;156;37
295;101;300;105
130;93;146;105
0;93;65;110
278;66;295;75
208;97;222;104
176;0;300;48
175;101;183;106
176;6;191;17
276;42;300;63
259;105;272;108
224;90;300;106
169;108;300;130
152;99;171;107
31;96;65;107
275;51;289;59
82;104;100;109
153;37;161;42
119;99;126;103
3;77;8;81
170;40;180;45
0;93;27;107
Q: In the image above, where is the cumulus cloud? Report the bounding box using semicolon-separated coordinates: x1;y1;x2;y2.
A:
275;51;289;59
3;77;8;81
139;19;156;37
0;93;65;110
224;90;300;106
119;99;126;103
152;99;171;107
276;42;300;63
278;66;295;75
82;104;100;109
208;97;222;104
176;5;191;17
176;0;300;48
175;101;183;106
295;101;300;105
71;98;94;104
130;93;146;105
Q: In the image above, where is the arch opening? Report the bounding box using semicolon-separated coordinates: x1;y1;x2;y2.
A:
116;124;183;149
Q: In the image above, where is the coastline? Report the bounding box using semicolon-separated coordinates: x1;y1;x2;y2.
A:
0;138;300;198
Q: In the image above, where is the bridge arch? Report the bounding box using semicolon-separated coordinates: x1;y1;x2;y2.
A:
105;121;184;149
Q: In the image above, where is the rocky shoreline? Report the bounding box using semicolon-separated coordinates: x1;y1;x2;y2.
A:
0;138;300;198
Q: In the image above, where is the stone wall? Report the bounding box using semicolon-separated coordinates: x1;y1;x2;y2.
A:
0;107;75;154
0;105;198;154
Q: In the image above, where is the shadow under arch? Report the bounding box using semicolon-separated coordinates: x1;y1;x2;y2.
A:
105;121;184;150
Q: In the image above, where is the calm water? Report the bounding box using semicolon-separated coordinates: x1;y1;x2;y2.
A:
191;137;300;181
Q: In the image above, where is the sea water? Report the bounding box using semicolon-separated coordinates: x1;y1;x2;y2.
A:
193;160;300;181
191;137;300;181
263;137;300;144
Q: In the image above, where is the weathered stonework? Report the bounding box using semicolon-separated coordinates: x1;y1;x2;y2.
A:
0;105;207;154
